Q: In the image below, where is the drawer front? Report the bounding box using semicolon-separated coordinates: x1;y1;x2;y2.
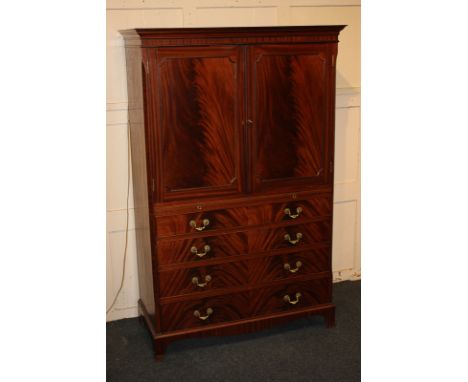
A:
159;261;249;298
156;232;247;266
250;278;331;317
156;207;247;237
248;195;332;226
160;292;250;332
248;248;331;284
249;221;332;253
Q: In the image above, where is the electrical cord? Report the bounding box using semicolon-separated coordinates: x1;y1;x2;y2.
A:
106;121;131;315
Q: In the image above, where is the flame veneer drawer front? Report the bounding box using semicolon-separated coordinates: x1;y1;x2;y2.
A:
249;278;332;317
248;221;332;253
160;292;250;332
248;248;331;284
155;207;248;237
158;260;249;298
247;195;333;226
156;231;248;266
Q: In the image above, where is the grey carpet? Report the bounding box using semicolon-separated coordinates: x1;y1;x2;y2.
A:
107;280;360;382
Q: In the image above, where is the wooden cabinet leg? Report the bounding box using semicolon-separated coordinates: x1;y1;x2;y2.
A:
324;307;336;328
154;340;167;361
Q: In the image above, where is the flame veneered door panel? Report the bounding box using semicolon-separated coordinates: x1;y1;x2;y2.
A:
152;46;245;201
249;44;334;193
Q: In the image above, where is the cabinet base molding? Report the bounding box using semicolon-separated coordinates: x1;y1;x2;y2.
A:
138;299;335;360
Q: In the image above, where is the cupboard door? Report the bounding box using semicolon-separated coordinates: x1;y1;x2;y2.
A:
249;45;334;193
152;46;245;201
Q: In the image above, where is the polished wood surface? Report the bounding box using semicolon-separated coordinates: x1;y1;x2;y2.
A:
157;246;330;298
122;25;345;360
247;195;333;225
156;231;248;266
155;46;245;201
124;45;157;323
249;44;332;193
155;207;247;237
159;275;330;332
248;221;332;252
158;260;249;298
121;26;345;47
161;291;250;332
250;278;331;316
248;247;331;283
139;298;335;360
153;189;333;216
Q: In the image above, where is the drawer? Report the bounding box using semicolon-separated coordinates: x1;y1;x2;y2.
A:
248;248;331;284
160;292;250;332
248;195;332;226
250;278;331;317
156;232;247;266
248;221;332;253
158;260;249;298
155;207;248;237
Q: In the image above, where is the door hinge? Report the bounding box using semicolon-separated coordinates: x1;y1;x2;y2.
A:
330;161;333;173
151;178;155;193
145;58;149;74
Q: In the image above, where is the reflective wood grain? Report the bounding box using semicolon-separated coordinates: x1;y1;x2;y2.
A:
247;195;332;226
156;231;248;266
155;46;245;201
249;278;332;317
158;260;249;298
155;207;248;237
248;248;331;284
249;44;334;193
249;221;332;253
160;291;250;332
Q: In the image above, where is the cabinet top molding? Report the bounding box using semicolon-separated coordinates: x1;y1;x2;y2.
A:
120;25;346;47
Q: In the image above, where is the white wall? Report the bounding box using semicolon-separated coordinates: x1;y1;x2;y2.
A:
106;0;361;321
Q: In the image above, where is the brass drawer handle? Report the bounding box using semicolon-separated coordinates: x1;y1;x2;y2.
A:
189;218;210;231
194;307;213;320
284;232;303;245
192;275;212;288
284;206;303;219
191;244;211;258
284;261;303;273
283;292;302;305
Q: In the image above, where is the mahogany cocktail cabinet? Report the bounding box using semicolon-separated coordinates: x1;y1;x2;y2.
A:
121;25;345;359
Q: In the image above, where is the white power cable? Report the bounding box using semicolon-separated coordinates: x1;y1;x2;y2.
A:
106;121;131;315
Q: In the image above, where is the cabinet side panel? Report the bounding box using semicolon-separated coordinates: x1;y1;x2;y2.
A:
328;43;338;276
125;46;156;319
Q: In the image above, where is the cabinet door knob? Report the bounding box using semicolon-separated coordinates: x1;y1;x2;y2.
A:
283;261;303;273
192;275;212;288
284;232;303;245
283;292;302;305
190;244;211;258
193;307;213;320
189;218;210;231
284;206;303;219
